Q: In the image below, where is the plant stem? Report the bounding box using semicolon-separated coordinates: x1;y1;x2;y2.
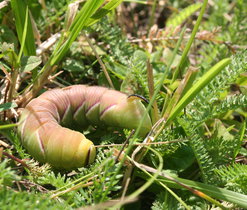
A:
85;33;114;89
171;0;208;83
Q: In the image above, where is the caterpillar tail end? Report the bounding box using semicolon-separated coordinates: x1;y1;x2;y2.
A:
87;145;96;165
75;139;96;169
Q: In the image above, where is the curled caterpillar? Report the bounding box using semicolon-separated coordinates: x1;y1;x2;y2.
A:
18;85;152;170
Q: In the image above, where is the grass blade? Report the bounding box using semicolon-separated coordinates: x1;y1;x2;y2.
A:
0;102;17;112
17;6;29;64
171;0;208;82
10;0;36;56
51;0;105;65
86;0;124;26
166;58;231;125
174;177;247;209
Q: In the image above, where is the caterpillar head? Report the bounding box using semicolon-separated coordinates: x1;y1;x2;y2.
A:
100;93;152;136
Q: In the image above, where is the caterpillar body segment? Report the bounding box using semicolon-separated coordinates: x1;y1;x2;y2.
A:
18;85;152;170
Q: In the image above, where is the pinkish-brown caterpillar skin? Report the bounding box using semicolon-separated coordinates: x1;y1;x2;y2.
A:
18;85;152;170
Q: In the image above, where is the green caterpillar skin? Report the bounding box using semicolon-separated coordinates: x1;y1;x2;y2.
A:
18;85;152;170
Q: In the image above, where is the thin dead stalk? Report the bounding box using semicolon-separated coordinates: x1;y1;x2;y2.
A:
95;139;186;148
84;33;114;89
2;151;30;169
114;129;135;163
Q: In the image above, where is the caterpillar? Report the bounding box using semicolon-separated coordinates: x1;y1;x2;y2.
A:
18;85;152;170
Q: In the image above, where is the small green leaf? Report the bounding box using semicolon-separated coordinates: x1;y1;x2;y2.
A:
163;48;182;69
20;56;42;72
63;59;85;72
213;119;234;141
165;145;195;172
0;26;19;51
0;102;17;112
0;42;18;67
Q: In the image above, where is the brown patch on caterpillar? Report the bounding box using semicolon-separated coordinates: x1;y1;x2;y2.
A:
62;86;74;90
21;108;57;144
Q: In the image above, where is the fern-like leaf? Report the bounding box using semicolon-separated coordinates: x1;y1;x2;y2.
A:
213;94;247;117
177;118;217;184
166;3;202;27
205;119;241;166
188;50;247;122
0;160;20;187
0;189;70;209
215;163;247;194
